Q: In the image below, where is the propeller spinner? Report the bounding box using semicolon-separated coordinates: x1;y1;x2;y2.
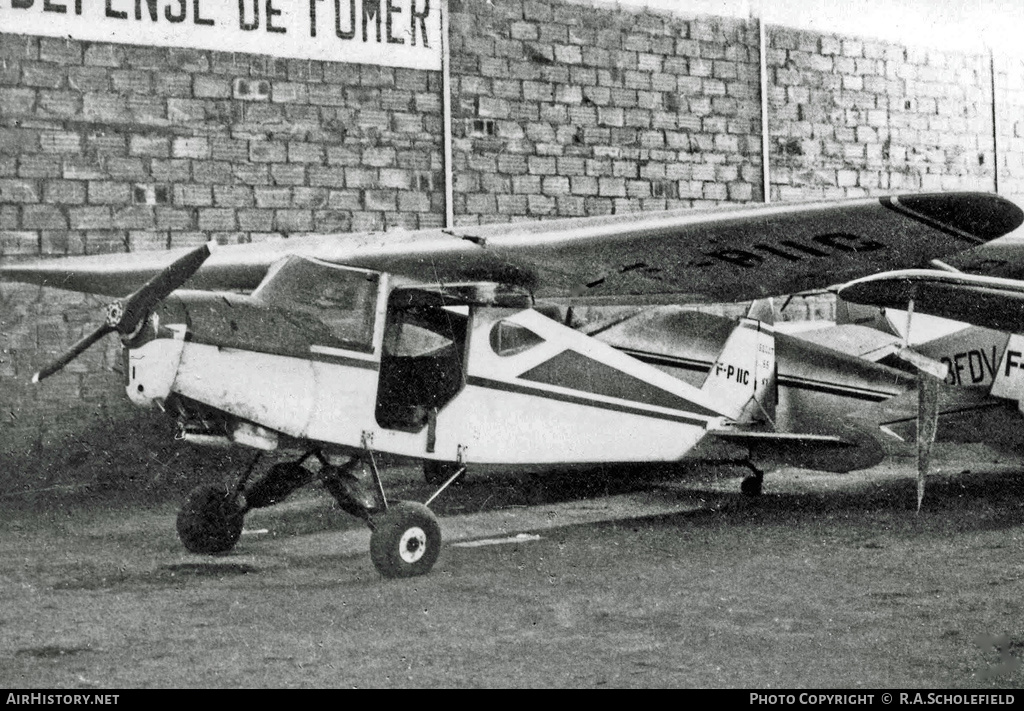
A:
32;245;211;384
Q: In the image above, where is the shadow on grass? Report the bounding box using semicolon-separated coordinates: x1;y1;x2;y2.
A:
0;409;256;512
243;458;1024;542
5;416;1023;541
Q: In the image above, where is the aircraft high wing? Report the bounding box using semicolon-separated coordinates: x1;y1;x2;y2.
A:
3;192;1018;303
1;192;1020;579
840;269;1024;335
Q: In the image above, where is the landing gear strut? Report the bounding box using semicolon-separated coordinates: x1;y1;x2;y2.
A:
175;437;466;579
354;435;465;578
424;460;462;486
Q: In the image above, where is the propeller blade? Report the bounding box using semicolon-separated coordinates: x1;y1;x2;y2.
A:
32;324;115;383
117;244;211;334
897;347;949;380
916;373;941;512
32;244;210;384
897;296;947;511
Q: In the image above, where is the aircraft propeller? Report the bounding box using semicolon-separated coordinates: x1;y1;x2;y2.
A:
892;298;948;512
32;244;211;384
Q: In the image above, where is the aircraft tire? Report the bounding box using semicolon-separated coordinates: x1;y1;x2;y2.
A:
176;484;245;554
369;501;441;578
740;475;763;497
423;460;461;486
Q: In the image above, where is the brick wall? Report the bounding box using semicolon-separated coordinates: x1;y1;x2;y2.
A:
0;32;445;466
1;0;1021;482
449;2;763;222
994;56;1024;199
768;28;996;200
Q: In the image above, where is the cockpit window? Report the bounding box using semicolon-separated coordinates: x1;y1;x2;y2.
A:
253;256;379;352
383;307;465;358
489;320;545;357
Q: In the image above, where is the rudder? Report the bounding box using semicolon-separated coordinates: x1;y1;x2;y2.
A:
700;300;777;424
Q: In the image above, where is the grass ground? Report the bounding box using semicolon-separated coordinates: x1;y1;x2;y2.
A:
0;452;1021;688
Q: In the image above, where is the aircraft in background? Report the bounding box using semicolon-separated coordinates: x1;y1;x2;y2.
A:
830;269;1024;455
1;192;1019;578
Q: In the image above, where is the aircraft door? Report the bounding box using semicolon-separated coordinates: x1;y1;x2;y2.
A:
375;303;469;432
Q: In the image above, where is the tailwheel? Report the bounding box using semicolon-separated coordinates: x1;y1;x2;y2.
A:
740;471;764;497
176;484;245;554
369;501;441;578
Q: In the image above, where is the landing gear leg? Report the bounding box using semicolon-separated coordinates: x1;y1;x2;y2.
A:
176;450;324;554
239;452;316;512
325;435;465;578
740;462;764;497
176;452;265;554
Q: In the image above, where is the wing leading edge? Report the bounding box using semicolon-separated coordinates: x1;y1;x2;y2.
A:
839;270;1024;334
2;192;1019;304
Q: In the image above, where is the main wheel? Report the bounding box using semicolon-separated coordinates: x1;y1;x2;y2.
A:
369;501;441;578
176;484;245;554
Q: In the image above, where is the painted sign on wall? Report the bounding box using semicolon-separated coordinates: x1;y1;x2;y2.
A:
0;0;442;70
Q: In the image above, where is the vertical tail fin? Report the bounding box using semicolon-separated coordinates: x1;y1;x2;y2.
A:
835;299;901;336
991;333;1024;413
701;300;777;424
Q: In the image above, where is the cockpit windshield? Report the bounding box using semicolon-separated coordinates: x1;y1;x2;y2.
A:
252;256;380;352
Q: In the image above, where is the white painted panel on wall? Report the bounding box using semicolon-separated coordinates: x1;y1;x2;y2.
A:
0;0;442;70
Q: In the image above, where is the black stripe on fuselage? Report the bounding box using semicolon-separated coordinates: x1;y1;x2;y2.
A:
465;375;712;426
780;375;894;402
306;348;380;371
619;348;895;403
620;350;709;374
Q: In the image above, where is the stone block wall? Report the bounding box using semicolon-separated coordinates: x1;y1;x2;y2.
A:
448;1;764;223
768;28;996;201
0;34;445;257
994;56;1024;200
0;31;444;461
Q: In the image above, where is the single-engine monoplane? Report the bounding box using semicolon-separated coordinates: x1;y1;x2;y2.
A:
833;268;1024;452
2;193;1020;577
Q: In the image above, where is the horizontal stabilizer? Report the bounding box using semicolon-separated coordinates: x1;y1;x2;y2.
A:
857;383;1024;449
794;323;903;363
709;422;885;473
896;347;950;380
